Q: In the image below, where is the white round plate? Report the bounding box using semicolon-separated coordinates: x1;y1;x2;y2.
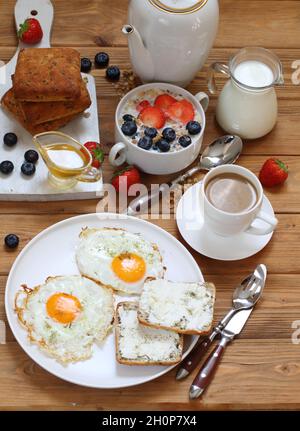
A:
5;213;202;389
176;182;275;261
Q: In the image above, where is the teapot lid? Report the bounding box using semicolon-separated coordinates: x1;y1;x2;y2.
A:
149;0;208;14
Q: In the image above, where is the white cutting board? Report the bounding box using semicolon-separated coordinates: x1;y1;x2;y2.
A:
0;0;103;201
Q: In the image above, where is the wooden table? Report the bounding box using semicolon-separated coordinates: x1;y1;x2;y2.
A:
1;0;300;411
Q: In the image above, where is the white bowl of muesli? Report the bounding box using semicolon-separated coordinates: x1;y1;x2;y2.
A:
109;83;209;175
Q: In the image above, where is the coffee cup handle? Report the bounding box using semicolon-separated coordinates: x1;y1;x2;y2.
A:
109;142;127;167
245;210;278;236
194;91;209;112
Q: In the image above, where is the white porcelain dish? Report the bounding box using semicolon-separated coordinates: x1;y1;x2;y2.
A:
5;213;203;388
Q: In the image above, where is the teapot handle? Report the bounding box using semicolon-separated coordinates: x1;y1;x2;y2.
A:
207;62;230;95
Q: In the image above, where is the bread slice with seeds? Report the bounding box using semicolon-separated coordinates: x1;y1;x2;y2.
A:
115;302;183;365
138;279;215;335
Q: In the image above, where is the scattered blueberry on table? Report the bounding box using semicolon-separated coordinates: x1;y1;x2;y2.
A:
81;57;92;73
4;234;19;249
3;132;18;147
21;162;36;176
24;149;39;164
95;52;109;68
106;66;121;81
0;160;14;175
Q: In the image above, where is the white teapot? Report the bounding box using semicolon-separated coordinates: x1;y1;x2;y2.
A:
123;0;219;87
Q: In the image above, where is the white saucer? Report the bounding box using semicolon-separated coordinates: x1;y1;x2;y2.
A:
176;181;275;261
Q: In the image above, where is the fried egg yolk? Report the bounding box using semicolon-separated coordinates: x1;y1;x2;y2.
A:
46;293;82;324
112;253;146;283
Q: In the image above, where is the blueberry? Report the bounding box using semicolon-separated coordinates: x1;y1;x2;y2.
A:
21;162;36;176
95;52;109;68
138;136;153;151
80;58;92;73
122;114;135;122
106;66;121;81
0;160;14;174
4;234;19;249
144;127;157;139
24;149;39;164
157;139;170;152
186;121;202;135
121;121;137;136
3;132;18;147
179;135;192;148
162;127;176;142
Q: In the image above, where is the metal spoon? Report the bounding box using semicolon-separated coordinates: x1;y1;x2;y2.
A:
176;264;267;381
125;135;243;216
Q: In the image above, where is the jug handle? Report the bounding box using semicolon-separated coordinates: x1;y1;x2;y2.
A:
207;62;230;95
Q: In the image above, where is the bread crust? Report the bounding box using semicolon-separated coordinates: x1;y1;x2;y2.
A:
20;79;91;125
138;282;216;335
115;302;183;366
13;48;81;102
1;88;79;134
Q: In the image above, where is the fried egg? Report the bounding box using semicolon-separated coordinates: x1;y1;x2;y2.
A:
15;275;114;363
76;228;165;295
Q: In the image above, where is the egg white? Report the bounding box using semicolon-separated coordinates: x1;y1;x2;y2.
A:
76;228;165;295
15;275;114;363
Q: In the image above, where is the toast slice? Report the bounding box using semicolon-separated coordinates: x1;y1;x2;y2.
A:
1;88;79;135
20;79;91;125
115;302;183;366
13;48;81;102
138;279;216;335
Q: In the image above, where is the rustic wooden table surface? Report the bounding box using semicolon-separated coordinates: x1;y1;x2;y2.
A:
0;0;300;411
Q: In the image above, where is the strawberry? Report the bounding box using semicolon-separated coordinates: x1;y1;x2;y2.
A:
138;106;165;129
166;99;194;124
111;165;141;193
154;94;177;113
84;141;104;169
136;100;151;112
18;18;43;45
259;158;288;187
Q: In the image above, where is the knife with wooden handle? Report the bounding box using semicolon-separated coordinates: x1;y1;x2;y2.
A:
189;308;253;400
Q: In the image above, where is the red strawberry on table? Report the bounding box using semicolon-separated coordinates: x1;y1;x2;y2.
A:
18;18;43;45
154;94;177;113
259;158;288;187
166;99;194;124
139;106;166;129
136;100;151;112
111;165;141;193
84;141;104;169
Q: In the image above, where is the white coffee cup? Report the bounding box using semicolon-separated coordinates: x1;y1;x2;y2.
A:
202;165;278;236
109;83;209;175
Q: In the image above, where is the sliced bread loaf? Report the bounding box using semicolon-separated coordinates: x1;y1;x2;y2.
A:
115;302;183;365
138;279;215;335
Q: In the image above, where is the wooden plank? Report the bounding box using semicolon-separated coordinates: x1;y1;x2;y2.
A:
0;155;297;215
0;340;299;410
0;213;299;276
2;274;300;341
1;1;300;49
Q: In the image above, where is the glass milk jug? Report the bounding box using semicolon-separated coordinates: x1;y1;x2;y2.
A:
208;47;284;139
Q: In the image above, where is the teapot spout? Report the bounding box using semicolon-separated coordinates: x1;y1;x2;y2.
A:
122;24;154;82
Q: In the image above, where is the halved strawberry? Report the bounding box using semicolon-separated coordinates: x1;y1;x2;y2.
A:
139;106;166;129
166;99;195;124
136;100;151;112
154;94;177;112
